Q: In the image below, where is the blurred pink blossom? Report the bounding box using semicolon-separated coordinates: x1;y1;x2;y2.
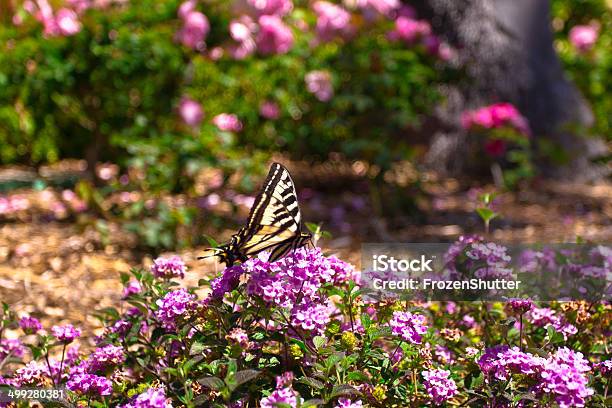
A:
245;0;293;16
178;97;204;126
356;0;399;18
256;15;294;55
178;0;196;19
229;15;257;59
213;113;243;132
208;46;225;60
313;1;353;42
177;11;210;50
56;8;81;36
569;24;598;53
305;70;333;102
67;0;91;14
462;103;531;136
97;163;119;180
260;101;281;119
389;16;430;43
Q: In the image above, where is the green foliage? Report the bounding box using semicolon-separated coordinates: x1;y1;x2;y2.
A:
551;0;612;138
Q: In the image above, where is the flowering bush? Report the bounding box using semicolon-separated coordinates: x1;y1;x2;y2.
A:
551;0;611;138
461;102;534;187
1;239;610;407
0;0;444;173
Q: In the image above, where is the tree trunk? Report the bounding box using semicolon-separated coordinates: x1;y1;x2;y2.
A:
413;0;608;180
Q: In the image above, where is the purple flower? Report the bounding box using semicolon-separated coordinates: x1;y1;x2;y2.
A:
260;386;298;408
256;15;294;55
305;70;333;101
212;113;243;132
0;339;25;360
67;373;112;396
334;398;363;408
51;324;81;343
155;289;196;330
569;25;598;52
260;101;281;119
528;307;577;340
519;248;557;273
275;372;294;388
15;361;47;386
478;346;547;381
291;300;332;334
178;97;204;127
151;256;187;279
422;369;458;405
19;316;43;334
119;387;173;408
87;344;126;373
123;280;142;298
210;265;243;299
389;311;428;344
434;344;454;364
313;1;353;42
226;328;252;350
539;347;593;408
596;360;612;377
177;11;210;50
506;298;533;315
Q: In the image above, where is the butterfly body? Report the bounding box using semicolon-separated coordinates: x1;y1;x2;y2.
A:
203;163;312;267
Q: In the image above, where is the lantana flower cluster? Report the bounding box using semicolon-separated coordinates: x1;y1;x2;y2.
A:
1;242;610;407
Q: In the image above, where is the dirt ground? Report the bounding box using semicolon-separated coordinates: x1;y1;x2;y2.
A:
0;173;610;347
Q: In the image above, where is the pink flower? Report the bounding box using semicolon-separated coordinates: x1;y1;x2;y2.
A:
246;0;293;17
229;16;257;59
472;108;495;128
389;16;430;42
569;25;598;53
230;15;256;42
305;70;333;102
256;15;294;55
177;0;196;19
55;8;81;36
357;0;400;18
463;103;531;136
213;113;243;132
260;101;281;119
177;11;210;50
313;1;353;42
178;97;204;126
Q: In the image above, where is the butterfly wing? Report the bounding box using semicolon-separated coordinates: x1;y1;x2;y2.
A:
234;163;307;260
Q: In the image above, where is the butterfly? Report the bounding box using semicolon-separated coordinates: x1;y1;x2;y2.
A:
201;163;312;267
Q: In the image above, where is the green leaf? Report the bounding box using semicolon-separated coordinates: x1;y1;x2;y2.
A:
190;341;206;356
347;371;369;382
197;377;225;391
313;336;327;350
204;235;220;248
476;207;497;222
231;370;260;389
329;385;360;399
297;377;325;390
300;399;325;407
